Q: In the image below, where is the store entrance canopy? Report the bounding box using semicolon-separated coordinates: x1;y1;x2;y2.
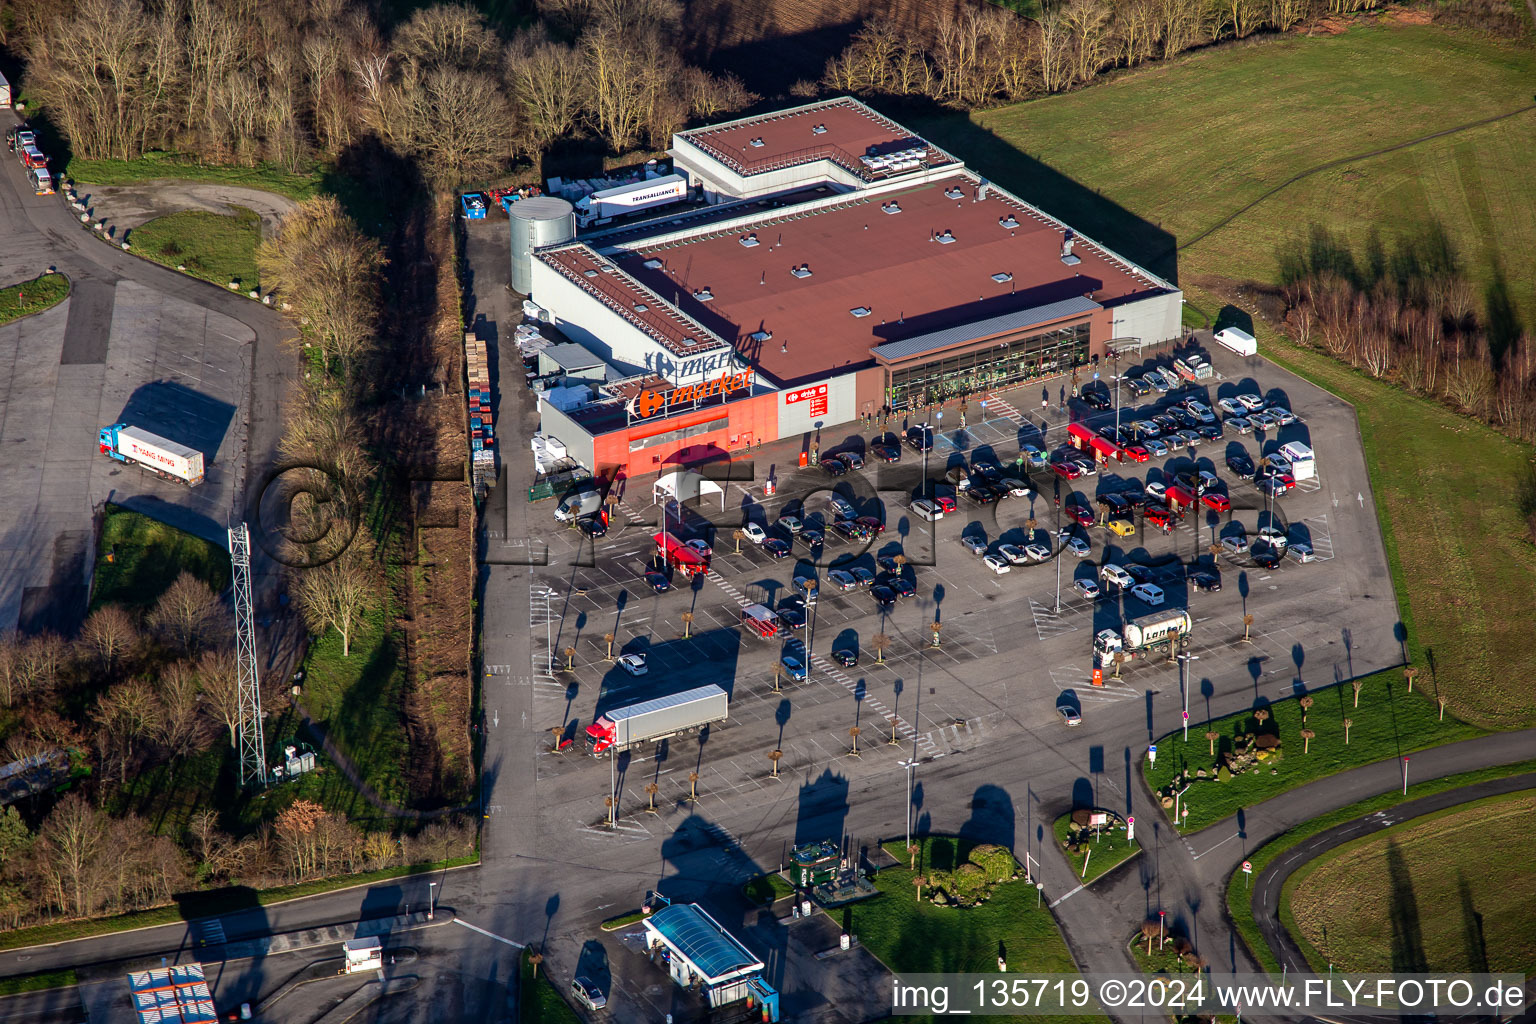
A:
653;470;726;511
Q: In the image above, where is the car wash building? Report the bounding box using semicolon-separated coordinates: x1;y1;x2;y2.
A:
520;96;1183;481
643;901;780;1021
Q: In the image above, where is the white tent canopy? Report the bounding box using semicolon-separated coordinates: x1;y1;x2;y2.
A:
653;470;726;511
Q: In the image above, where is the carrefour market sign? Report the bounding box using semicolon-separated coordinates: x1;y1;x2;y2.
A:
633;369;753;418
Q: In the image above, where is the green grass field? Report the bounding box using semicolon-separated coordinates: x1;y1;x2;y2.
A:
92;505;231;612
0;273;71;327
742;871;796;906
1284;790;1536;973
66;152;320;202
913;22;1536;729
1226;759;1536;974
129;207;262;290
1052;814;1142;885
1143;675;1482;833
853;838;1099;1024
956;24;1536;323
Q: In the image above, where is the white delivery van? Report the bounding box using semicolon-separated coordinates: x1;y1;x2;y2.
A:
1277;441;1315;481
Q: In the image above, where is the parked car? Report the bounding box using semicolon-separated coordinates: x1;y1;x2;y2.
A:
1067;504;1096;527
1202;492;1231;513
1001;477;1032;497
827;569;858;591
1220;534;1249;556
871;442;901;462
743;523;767;544
777;607;806;629
1130;582;1165;606
578;517;608;538
872;585;898;609
1235;393;1265;411
1144;505;1175;530
1057;704;1083;727
800;529;823;548
781;653;808;681
821;458;847;477
763;538;792;558
1123;445;1151;463
1051;460;1083;480
855;515;886;535
1257;526;1289;550
685;538;712;559
910;497;943;521
1144;437;1170;457
961;535;988;556
572;978;607;1012
1262;473;1296;496
829;497;856;520
1252;547;1283;569
1101;564;1134;588
1024;543;1052;561
1268;406;1297;426
966;485;999;505
1251;411;1278;430
998;543;1029;565
934;495;957;514
1123;563;1156;585
1197;423;1224;442
905;425;934;451
983;553;1011;575
832;648;859;667
1074;578;1100;598
618;653;648;676
841;451;866;470
1226;416;1253;435
1146;481;1167;501
852;567;877;588
1066;536;1092;557
1226;452;1256;477
1286;543;1315;563
1217;396;1247;415
1188;571;1223;592
1019;444;1048;468
643;571;671;593
1105;518;1136;537
778;514;803;534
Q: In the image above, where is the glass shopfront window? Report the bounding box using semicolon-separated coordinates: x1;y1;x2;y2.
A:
886;321;1090;412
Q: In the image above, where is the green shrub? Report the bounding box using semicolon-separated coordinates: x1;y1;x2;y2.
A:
968;843;1016;883
950;863;990;905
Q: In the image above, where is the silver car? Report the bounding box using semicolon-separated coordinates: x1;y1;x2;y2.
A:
961;535;988;556
572;977;607;1011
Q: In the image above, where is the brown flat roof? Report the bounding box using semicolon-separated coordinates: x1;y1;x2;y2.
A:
539;246;725;357
679;98;951;179
620;178;1165;387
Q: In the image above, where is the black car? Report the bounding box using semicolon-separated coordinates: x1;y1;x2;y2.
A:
1188;571;1222;592
578;517;608;538
832;648;859;667
965;485;998;505
1119;488;1148;509
799;529;824;548
1152;413;1179;433
876;555;901;573
905;426;934;451
830;520;864;541
871;585;898;609
1226;452;1256;477
881;574;916;598
1081;390;1112;410
841;451;866;470
763;538;792;558
1171;407;1199;428
871;443;901;463
1123;563;1156;585
643;571;671;593
1197;423;1224;442
821;458;848;477
1252;547;1283;569
777;607;807;629
1098;494;1131;515
971;462;1002;482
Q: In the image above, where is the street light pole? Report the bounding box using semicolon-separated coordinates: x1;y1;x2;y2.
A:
804;578;817;681
428;882;437;920
1178;652;1199;741
1054;479;1063;614
901;759;917;850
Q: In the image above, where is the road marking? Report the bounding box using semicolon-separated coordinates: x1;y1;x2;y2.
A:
454;919;525;949
1049;884;1085;908
1190;830;1243;860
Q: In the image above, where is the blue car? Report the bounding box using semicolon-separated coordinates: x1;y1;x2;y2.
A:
780;654;807;681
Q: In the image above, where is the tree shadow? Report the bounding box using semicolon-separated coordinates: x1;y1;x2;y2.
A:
1386;838;1427;973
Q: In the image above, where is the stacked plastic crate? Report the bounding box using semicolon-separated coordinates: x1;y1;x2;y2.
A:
466;332;497;494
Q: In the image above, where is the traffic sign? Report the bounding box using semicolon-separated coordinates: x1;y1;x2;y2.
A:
1242;860;1253;874
1148;744;1157;765
1182;710;1189;720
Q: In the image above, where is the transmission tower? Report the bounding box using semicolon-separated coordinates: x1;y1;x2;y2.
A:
229;523;267;788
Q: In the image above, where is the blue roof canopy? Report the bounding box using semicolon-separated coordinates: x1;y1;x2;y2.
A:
647;903;763;982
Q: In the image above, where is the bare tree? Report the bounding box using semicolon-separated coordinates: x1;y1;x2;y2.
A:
79;605;138;674
35;794;109;918
92;678;163;782
156;661;207;759
394;4;502;72
504;32;581;151
149;572;225;653
196;648;243;748
293;552;375;657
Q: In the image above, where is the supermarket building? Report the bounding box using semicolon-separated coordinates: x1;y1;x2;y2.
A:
527;96;1181;482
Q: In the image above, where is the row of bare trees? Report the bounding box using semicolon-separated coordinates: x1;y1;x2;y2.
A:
0;793;474;929
1278;226;1536;443
13;0;754;181
823;0;1390;106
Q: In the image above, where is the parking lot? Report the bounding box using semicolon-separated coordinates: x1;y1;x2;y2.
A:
493;338;1403;850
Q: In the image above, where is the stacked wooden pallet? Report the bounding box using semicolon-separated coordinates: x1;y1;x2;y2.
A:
465;332;497;493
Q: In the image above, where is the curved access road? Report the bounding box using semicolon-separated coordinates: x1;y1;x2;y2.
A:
1248;770;1536;974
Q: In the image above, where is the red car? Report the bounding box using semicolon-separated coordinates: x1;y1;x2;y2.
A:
1051;461;1083;480
1122;445;1151;463
855;515;886;535
1066;504;1096;527
1144;505;1176;530
1201;492;1231;513
935;495;957;514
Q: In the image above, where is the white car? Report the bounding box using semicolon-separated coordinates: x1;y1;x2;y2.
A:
982;553;1012;575
1024;543;1052;562
618;653;648;676
743;523;767;544
1146;481;1167;501
778;514;803;534
1066;536;1092;557
1101;564;1134;588
1236;393;1265;412
1217;397;1247;416
1002;478;1032;498
998;543;1029;565
1130;583;1165;606
910;497;944;521
1257;526;1289;550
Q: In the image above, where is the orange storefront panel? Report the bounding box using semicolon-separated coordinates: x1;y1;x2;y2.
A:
592;391;781;481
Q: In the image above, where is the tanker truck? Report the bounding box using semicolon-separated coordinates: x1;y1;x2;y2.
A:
1093;609;1192;668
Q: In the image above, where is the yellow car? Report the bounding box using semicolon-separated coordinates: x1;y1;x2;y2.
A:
1105;517;1137;537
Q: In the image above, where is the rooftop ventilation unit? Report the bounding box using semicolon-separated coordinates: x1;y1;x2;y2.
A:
749;137;765;148
977;181;990;201
633;302;649;312
739;233;760;247
582;269;598;278
1061;228;1080;265
642;258;663;269
936;230;956;244
693;288;714;301
999;215;1020;229
812;124;828;135
749;330;773;342
944;186;965;200
882;201;902;215
991;272;1013;283
850;307;872;318
790;264;812;279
